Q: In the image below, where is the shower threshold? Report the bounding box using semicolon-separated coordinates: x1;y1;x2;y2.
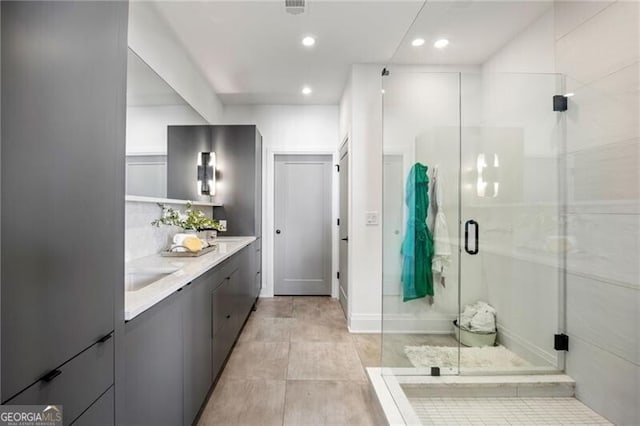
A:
367;368;609;425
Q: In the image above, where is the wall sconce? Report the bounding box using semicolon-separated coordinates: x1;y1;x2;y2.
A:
197;151;216;196
476;153;499;198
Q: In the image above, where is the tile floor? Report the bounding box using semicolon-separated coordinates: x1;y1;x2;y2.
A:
410;397;612;426
197;296;612;426
197;296;381;426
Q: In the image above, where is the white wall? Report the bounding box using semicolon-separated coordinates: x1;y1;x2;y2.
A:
553;1;639;424
222;105;340;299
128;2;223;124
338;65;384;332
126;105;207;155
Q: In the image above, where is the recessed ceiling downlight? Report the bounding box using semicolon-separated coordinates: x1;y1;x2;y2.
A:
411;38;425;47
434;38;450;49
302;36;315;47
302;86;312;95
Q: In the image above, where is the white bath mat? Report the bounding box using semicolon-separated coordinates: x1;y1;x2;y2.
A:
404;345;531;369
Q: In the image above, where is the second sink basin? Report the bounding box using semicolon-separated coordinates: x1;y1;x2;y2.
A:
125;267;179;292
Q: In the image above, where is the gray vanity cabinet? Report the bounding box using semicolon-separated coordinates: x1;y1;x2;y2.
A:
124;245;259;426
0;1;127;420
211;263;241;380
183;273;214;426
123;291;184;426
237;242;258;325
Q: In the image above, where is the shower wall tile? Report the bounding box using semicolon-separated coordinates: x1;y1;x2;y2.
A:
554;2;639;423
565;63;639;153
554;0;614;41
566;213;640;287
566;273;639;365
566;337;640;426
566;138;640;211
482;252;559;365
556;1;639;85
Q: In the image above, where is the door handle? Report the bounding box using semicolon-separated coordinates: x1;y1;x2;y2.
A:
464;220;479;255
97;333;113;344
341;237;348;242
276;229;281;234
40;369;62;383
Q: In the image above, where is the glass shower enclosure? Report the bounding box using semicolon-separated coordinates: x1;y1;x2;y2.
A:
381;69;567;380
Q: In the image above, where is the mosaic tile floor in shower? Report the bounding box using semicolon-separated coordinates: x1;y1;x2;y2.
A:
409;397;611;425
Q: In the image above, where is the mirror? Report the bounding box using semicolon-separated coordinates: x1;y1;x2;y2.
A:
126;48;208;198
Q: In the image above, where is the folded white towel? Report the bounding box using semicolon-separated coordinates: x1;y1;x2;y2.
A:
458;301;497;333
431;166;451;285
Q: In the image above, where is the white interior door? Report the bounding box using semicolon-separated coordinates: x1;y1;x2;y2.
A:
338;143;349;315
383;154;404;296
274;155;332;295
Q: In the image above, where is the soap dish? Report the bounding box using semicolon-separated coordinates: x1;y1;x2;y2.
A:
160;244;218;257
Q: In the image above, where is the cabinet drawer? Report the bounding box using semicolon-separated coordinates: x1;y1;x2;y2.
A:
71;386;113;426
211;278;234;336
6;336;114;424
211;255;240;292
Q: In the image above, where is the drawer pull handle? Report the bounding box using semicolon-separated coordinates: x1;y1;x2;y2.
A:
97;333;113;344
40;369;62;383
226;315;231;319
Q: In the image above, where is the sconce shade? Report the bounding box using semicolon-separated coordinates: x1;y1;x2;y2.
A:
197;151;216;195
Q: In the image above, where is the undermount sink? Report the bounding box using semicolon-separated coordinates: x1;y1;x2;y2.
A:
216;237;246;243
125;267;179;292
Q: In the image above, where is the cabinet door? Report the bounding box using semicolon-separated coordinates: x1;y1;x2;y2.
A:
124;291;183;426
254;131;263;238
183;274;214;426
255;242;262;297
0;1;126;401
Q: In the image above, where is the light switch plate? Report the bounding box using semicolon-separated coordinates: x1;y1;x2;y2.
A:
218;220;227;231
365;211;379;226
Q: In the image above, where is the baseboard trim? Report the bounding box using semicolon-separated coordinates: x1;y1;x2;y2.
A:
497;324;558;367
348;313;456;334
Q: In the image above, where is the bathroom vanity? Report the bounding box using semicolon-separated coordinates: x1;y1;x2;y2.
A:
123;237;261;425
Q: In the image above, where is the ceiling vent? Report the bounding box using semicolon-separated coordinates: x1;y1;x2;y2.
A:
285;0;305;15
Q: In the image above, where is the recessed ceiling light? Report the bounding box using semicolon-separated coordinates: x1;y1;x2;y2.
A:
411;38;425;47
302;36;315;47
434;38;450;49
302;86;312;95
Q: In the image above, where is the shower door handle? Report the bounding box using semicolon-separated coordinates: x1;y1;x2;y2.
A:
464;220;479;255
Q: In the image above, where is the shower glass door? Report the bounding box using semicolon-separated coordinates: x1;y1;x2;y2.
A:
381;70;462;376
381;70;566;379
459;71;566;373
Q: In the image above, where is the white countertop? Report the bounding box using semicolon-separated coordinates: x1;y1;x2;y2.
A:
124;236;256;321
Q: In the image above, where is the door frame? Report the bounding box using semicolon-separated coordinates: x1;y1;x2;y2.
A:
338;137;350;318
264;146;339;298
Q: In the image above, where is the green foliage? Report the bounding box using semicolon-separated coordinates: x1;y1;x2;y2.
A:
151;202;222;231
